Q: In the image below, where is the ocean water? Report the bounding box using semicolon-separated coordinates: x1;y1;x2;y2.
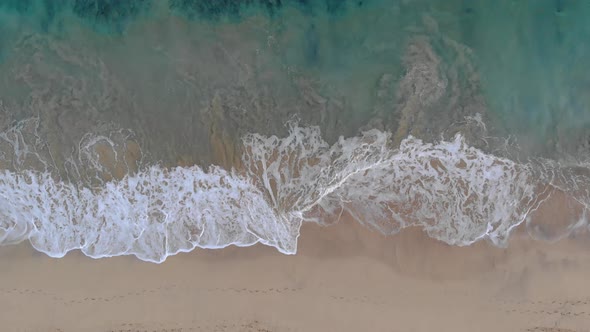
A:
1;0;590;263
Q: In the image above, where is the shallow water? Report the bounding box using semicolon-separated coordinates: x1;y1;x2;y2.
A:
1;0;590;262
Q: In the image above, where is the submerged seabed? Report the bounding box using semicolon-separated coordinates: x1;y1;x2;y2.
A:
1;0;590;262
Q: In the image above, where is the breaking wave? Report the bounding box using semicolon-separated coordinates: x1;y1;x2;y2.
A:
2;119;587;263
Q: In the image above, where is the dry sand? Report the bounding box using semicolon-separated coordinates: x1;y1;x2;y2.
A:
2;210;590;332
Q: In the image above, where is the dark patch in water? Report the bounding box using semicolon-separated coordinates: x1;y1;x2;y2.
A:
304;23;319;65
169;0;363;20
0;0;34;14
459;0;477;48
0;0;151;34
40;0;57;32
325;0;346;14
169;0;244;19
72;0;150;24
555;0;564;13
261;0;282;16
0;0;367;34
553;0;565;45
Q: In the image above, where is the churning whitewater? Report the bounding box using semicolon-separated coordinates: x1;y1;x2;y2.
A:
2;118;578;263
2;0;590;263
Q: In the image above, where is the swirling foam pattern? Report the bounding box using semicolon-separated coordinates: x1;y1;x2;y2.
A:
0;122;563;263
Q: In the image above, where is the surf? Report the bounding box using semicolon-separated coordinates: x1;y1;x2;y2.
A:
2;119;585;263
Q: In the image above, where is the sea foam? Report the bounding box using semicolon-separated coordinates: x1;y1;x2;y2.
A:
0;120;584;263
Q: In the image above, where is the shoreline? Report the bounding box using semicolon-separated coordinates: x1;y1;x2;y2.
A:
2;218;590;331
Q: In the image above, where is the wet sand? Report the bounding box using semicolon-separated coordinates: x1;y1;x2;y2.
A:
1;208;590;332
1;117;589;331
2;2;590;331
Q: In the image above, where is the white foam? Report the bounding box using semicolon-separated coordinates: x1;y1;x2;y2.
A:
0;166;301;263
0;121;585;262
243;124;540;247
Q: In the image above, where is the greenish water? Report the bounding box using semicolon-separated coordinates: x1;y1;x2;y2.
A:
1;0;588;158
462;0;590;154
1;1;590;262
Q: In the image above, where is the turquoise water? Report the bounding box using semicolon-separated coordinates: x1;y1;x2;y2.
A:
1;1;588;155
462;0;590;154
0;0;590;262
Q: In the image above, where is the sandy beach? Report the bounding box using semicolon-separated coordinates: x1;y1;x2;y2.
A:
2;211;590;332
2;2;590;331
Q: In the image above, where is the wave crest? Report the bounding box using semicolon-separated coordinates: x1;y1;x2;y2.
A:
0;120;586;262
